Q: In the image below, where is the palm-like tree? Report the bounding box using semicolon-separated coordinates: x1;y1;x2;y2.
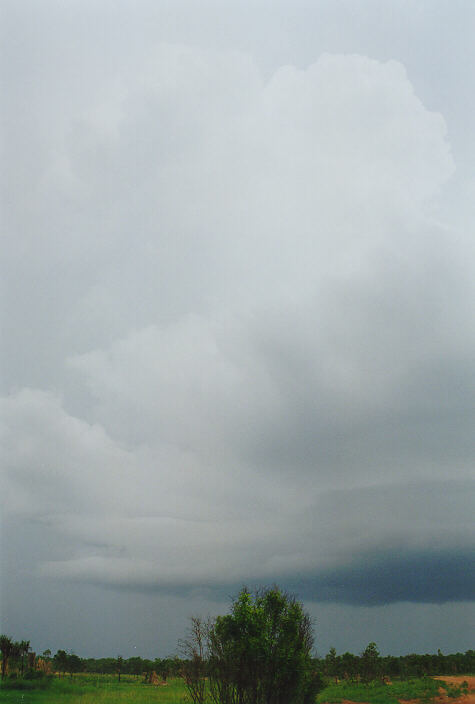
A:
0;636;14;680
19;640;30;677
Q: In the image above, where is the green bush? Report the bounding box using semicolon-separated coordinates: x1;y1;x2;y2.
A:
1;673;53;690
24;669;49;680
207;586;322;704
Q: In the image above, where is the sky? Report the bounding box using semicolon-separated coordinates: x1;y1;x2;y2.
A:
1;0;474;659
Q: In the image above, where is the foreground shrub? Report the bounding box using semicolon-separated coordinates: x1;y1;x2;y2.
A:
183;586;323;704
209;586;323;704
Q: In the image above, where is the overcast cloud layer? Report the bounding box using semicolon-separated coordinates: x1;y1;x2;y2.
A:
1;1;474;657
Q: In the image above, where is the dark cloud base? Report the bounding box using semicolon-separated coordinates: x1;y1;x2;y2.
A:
284;549;475;606
89;548;474;607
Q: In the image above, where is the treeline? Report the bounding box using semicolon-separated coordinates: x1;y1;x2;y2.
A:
57;653;182;680
317;644;475;681
50;647;475;681
2;635;474;683
0;637;182;681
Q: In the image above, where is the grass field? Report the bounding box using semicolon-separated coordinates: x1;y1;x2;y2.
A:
0;674;470;704
0;674;186;704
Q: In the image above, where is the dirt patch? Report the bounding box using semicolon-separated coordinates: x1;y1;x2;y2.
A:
400;676;475;704
432;677;475;690
433;676;475;704
335;677;475;704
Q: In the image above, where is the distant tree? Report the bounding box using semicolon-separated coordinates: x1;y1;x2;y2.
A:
67;653;82;679
170;656;183;678
0;636;15;680
42;649;52;660
152;657;163;679
27;650;36;670
360;642;381;682
19;640;30;677
141;659;153;682
339;652;358;681
325;647;339;682
98;657;117;675
127;656;144;678
117;655;123;683
385;655;401;679
54;649;68;678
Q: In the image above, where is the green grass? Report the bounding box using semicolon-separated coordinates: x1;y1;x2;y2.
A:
0;674;469;704
0;675;188;704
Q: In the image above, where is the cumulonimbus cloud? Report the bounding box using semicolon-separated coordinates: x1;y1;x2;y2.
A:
2;49;473;606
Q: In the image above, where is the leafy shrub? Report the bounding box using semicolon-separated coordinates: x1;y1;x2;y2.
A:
24;669;49;680
207;586;322;704
439;679;469;699
1;673;53;690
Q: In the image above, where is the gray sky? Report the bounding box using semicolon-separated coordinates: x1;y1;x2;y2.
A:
1;0;474;658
